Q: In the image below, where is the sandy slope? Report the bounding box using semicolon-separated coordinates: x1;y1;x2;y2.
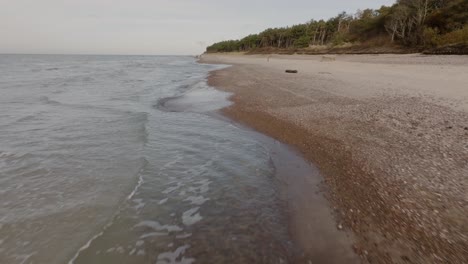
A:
200;53;468;264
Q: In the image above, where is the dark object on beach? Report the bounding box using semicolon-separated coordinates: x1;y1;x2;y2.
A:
285;70;298;73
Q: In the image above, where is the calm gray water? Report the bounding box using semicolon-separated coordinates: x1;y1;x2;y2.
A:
0;55;293;263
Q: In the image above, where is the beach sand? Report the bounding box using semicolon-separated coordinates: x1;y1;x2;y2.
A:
200;54;468;263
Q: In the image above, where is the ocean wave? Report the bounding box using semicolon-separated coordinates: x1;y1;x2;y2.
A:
154;77;231;113
39;96;61;105
153;96;184;112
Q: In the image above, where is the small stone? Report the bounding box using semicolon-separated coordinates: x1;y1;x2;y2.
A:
337;224;343;230
352;244;360;253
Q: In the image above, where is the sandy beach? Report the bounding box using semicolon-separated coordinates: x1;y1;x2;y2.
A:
200;54;468;263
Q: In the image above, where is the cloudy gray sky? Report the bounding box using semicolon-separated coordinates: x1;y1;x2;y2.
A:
1;0;395;55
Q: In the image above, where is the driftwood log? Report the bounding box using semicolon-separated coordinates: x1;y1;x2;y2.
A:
285;69;298;73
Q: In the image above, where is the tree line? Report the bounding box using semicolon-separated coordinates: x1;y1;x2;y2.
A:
206;0;468;53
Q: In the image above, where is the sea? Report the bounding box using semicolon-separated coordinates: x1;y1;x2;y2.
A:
0;55;294;263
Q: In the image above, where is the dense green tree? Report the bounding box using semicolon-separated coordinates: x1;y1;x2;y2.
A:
206;0;467;53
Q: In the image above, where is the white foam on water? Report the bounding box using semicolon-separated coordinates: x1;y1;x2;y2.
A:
158;198;169;205
161;81;232;113
139;232;168;239
175;233;192;239
133;199;145;210
156;245;195;264
68;231;104;264
135;220;183;232
182;207;202;226
188;179;211;194
162;182;184;194
127;172;144;200
184;196;209;206
69;162;148;263
181;159;214;178
160;155;184;169
2;56;262;263
15;252;36;264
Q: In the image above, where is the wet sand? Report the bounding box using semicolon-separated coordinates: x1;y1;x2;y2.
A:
200;54;468;263
159;86;361;263
211;113;360;263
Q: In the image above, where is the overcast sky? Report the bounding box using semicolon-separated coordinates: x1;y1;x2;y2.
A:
1;0;395;55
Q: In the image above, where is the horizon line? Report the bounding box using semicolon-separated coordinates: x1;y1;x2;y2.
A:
0;53;198;57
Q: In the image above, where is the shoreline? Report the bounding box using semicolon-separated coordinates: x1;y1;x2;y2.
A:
200;54;468;263
159;76;361;262
208;112;361;263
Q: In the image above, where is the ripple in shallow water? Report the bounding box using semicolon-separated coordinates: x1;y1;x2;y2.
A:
73;111;292;263
0;55;298;263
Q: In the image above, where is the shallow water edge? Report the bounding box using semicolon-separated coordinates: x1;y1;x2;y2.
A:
0;55;359;263
180;61;360;262
207;112;360;263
